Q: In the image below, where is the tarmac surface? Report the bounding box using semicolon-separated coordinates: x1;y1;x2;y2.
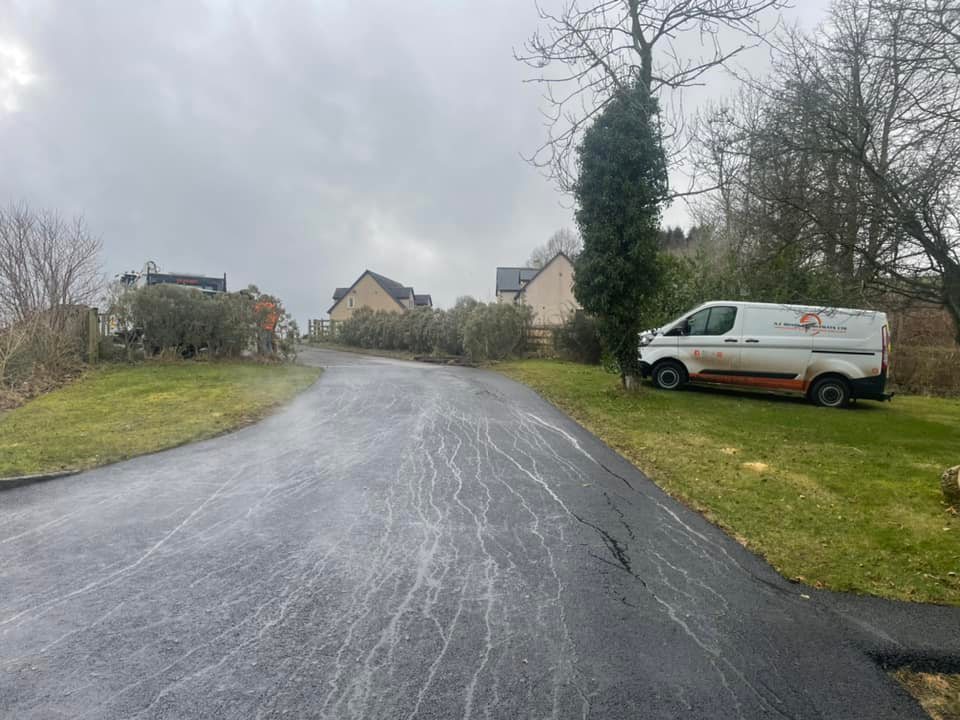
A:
2;347;958;719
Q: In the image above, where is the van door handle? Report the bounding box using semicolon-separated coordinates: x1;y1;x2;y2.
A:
724;338;738;343
745;338;760;343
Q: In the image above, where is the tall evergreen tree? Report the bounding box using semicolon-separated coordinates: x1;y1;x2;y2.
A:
573;85;668;388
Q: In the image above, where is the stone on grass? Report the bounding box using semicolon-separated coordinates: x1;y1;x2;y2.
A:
941;465;960;506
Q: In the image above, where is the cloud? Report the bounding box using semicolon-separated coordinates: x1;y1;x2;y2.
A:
0;0;828;322
0;37;35;113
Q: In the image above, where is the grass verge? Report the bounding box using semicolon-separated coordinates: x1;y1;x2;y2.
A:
0;361;321;478
894;670;960;720
497;360;960;605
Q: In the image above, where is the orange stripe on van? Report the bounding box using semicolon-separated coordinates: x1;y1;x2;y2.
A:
690;373;808;392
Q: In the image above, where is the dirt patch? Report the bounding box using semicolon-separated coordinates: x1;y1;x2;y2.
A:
893;669;960;720
0;367;84;411
413;355;477;367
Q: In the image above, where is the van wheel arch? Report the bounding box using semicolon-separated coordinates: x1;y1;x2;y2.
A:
808;373;852;408
651;359;688;390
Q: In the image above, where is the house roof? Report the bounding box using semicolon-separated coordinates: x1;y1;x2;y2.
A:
495;267;538;294
496;253;573;296
414;294;432;307
366;271;415;301
328;270;428;314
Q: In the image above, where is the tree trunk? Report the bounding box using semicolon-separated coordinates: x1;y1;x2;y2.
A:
944;265;960;346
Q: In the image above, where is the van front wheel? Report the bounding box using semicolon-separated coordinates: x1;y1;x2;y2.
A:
810;376;850;408
652;361;686;391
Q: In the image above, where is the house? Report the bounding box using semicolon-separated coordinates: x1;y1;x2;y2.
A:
328;270;432;321
495;252;579;326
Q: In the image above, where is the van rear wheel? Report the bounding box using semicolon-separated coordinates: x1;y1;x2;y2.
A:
652;361;686;391
810;376;851;408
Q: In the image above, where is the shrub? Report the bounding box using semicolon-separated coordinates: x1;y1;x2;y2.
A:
338;307;374;348
438;318;460;354
435;297;480;355
0;310;88;405
278;318;299;362
335;299;533;362
125;284;291;360
131;285;217;355
554;310;603;364
462;303;532;361
890;346;960;396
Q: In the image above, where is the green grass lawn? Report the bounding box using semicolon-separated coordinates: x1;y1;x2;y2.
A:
0;361;321;478
498;360;960;605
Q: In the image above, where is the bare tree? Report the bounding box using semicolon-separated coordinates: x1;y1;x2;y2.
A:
0;312;38;388
516;0;788;192
763;0;960;337
688;0;960;339
527;227;583;267
0;203;103;325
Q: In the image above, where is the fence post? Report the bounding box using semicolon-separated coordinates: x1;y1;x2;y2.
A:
87;307;100;364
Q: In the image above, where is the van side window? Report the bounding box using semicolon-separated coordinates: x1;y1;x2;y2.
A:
706;306;737;335
686;306;737;336
686;309;711;335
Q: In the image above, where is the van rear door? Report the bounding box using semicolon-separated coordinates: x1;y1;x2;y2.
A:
809;310;887;390
736;305;813;392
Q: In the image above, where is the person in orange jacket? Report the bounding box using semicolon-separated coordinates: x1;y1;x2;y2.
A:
255;300;278;354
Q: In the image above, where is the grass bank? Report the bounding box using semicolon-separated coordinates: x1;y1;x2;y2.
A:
0;361;321;479
498;360;960;605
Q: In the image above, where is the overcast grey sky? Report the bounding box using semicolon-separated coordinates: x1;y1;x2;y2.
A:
0;0;830;322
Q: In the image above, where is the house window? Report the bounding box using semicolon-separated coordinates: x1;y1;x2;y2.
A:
348;297;355;308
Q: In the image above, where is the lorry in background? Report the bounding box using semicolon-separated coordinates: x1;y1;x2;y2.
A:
118;261;227;295
638;301;892;407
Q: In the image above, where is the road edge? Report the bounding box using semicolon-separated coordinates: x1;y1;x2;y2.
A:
0;470;81;491
0;365;324;492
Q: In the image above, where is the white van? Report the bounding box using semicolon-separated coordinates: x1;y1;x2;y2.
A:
638;301;892;407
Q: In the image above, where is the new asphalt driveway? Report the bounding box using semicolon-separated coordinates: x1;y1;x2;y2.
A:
2;348;958;719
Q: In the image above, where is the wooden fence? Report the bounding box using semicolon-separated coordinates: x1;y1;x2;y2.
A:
56;304;100;364
526;326;559;357
307;318;340;340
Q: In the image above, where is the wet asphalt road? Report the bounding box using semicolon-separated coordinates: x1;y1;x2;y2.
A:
2;348;958;719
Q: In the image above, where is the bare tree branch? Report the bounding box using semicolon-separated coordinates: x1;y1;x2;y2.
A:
0;203;103;325
517;0;789;193
689;0;960;339
527;227;583;267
